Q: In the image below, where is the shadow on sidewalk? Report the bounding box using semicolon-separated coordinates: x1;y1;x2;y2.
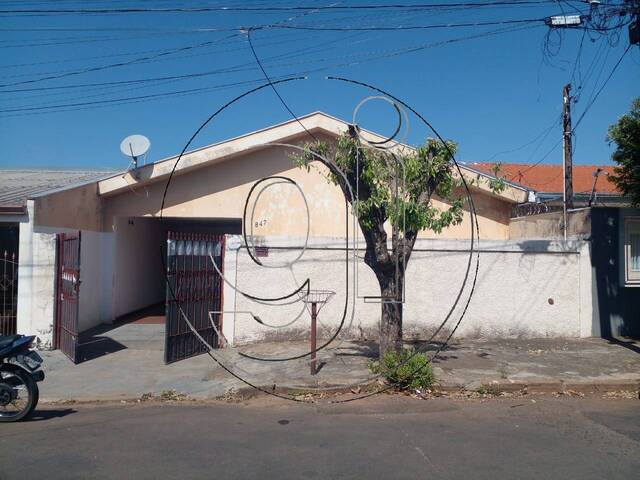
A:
76;336;127;363
73;304;167;363
605;337;640;355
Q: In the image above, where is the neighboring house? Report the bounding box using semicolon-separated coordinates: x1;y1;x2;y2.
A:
473;162;640;338
471;163;624;208
0;170;114;344
4;113;637;364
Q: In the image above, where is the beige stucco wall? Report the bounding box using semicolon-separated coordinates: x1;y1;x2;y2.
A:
97;141;512;240
32;132;513;241
34;182;103;231
509;208;592;240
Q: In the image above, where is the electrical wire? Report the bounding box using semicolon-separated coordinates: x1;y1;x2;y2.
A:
1;23;540;116
508;42;632;179
0;32;242;88
0;1;582;14
572;43;632;132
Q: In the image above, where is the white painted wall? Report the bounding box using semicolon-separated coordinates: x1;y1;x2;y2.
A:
221;236;241;345
100;232;115;324
112;217;165;319
77;231;109;332
15;201;116;346
15;202;60;348
227;236;590;345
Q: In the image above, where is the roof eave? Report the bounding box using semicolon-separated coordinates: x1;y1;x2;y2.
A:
0;205;27;215
97;111;528;204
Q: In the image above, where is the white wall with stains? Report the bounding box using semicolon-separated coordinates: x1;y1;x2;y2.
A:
227;235;592;345
16;201;62;348
16;201;114;348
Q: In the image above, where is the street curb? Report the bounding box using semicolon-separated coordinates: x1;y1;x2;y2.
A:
217;380;383;400
214;379;640;400
436;379;640;395
39;379;640;404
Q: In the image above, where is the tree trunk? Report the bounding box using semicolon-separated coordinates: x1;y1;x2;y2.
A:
378;277;403;358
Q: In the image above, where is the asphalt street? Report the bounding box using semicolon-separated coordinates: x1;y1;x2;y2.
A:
0;396;638;479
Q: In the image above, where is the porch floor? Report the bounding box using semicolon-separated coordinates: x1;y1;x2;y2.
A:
115;303;165;325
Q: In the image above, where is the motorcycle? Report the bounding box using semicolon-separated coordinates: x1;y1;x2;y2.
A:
0;335;45;422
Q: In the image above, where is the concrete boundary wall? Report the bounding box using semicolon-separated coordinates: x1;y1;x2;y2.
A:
16;201;79;348
16;202;58;348
17;200;116;347
226;235;593;345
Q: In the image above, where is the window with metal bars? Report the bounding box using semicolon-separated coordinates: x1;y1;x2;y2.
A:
623;217;640;286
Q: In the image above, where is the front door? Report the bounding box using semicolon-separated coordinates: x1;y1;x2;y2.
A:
165;232;224;364
55;232;81;363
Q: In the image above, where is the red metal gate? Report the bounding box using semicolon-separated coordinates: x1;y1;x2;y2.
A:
165;232;224;364
55;232;81;363
0;250;18;336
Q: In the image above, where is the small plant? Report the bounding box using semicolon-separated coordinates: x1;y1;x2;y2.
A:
369;348;435;392
476;384;501;396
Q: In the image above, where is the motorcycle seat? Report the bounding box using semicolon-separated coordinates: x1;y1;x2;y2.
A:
0;335;21;349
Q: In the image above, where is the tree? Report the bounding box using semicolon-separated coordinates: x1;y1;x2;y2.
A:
294;127;468;357
608;98;640;206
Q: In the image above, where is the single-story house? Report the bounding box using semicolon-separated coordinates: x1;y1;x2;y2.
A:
473;162;640;338
1;112;637;364
0;170;114;342
471;162;625;208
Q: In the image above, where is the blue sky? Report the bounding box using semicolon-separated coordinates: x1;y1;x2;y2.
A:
0;1;638;171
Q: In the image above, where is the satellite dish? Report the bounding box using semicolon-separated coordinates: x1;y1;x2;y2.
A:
120;134;150;168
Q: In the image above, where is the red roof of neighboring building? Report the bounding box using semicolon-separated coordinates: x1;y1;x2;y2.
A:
470;163;620;195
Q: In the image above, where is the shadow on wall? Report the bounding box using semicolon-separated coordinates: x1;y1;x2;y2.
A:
591;208;640;339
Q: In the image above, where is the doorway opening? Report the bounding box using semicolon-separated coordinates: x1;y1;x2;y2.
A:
112;217;240;363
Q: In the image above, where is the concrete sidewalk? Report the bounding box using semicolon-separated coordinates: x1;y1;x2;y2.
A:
37;322;640;402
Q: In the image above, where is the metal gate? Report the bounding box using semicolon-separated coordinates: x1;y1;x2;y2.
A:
165;232;224;364
0;250;18;336
55;232;81;363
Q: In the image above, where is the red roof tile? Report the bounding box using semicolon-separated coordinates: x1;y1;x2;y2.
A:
470;163;620;194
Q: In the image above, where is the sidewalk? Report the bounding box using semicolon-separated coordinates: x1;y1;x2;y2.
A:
37;322;640;402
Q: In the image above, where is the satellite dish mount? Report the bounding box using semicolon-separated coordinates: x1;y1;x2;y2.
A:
120;134;151;178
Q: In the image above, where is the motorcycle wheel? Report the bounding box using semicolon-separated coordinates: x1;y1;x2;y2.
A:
0;368;39;422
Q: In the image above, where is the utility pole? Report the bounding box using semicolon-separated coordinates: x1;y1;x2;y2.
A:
628;0;639;45
562;83;573;240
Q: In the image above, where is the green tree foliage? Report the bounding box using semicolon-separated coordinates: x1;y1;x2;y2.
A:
292;130;467;356
608;98;640;206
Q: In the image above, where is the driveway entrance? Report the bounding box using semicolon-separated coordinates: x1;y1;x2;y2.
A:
106;217;238;365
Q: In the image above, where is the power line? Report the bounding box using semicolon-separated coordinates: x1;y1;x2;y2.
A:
572;43;632;131
0;32;241;88
247;27;318;142
271;17;546;31
0;30;311;73
484;113;561;164
0;23;540;116
0;15;551;89
0;32;347;89
0;1;581;14
511;43;631;179
3;32;365;106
